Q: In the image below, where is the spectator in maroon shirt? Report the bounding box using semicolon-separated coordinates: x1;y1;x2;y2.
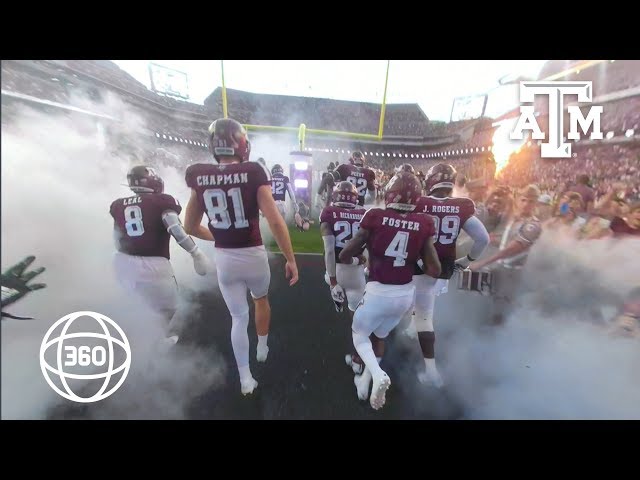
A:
569;174;596;214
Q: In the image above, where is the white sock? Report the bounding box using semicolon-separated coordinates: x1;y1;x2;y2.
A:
258;334;269;350
425;358;437;370
353;331;385;381
238;364;253;383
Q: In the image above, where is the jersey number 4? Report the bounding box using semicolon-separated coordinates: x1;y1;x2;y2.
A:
203;188;249;229
385;231;409;267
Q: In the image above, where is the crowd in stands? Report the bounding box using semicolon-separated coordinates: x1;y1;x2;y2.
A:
3;59;638;209
203;87;433;137
538;60;638;97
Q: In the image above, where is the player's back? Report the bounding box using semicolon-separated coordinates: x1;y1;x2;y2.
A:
185;161;270;249
360;207;436;285
109;193;181;259
415;195;475;278
336;163;376;206
271;174;290;202
320;205;367;262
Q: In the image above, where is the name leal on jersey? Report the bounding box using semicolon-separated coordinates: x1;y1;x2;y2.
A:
196;172;249;186
123;196;142;206
382;216;421;231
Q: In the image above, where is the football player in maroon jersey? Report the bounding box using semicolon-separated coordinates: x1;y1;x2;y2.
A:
110;165;209;344
320;181;367;373
335;151;377;207
411;163;490;387
339;172;441;410
184;118;298;396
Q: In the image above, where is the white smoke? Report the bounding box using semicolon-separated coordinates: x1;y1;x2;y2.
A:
1;94;224;419
433;229;640;419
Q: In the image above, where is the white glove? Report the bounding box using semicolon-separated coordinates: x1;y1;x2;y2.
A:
330;284;346;312
191;249;209;276
454;255;471;273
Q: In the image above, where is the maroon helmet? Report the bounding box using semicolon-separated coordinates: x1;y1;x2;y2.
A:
397;163;415;174
424;163;457;194
384;172;422;211
350;151;365;167
332;181;359;208
127;165;164;194
207;118;251;163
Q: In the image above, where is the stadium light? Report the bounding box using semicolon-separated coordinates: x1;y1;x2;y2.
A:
162;134;167;139
481;147;485;151
294;179;309;189
295;161;309;171
404;154;408;158
606;131;615;139
387;153;390;157
155;133;160;137
626;129;634;137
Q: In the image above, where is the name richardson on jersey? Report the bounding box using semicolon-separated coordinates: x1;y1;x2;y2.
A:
123;196;142;205
196;172;249;186
422;205;460;214
382;216;421;231
332;211;364;220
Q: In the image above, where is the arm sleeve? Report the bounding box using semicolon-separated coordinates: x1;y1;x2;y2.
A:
462;216;490;260
162;210;198;254
286;180;299;212
322;235;337;277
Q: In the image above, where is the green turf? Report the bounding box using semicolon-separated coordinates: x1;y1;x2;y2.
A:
265;222;324;254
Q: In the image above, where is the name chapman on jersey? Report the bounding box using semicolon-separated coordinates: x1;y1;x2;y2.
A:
382;216;421;231
421;205;461;214
196;172;250;186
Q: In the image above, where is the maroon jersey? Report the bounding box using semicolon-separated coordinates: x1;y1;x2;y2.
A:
359;208;436;285
610;216;640;238
335;163;376;206
185;162;270;249
271;174;290;202
414;195;476;279
320;205;367;264
109;193;181;260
